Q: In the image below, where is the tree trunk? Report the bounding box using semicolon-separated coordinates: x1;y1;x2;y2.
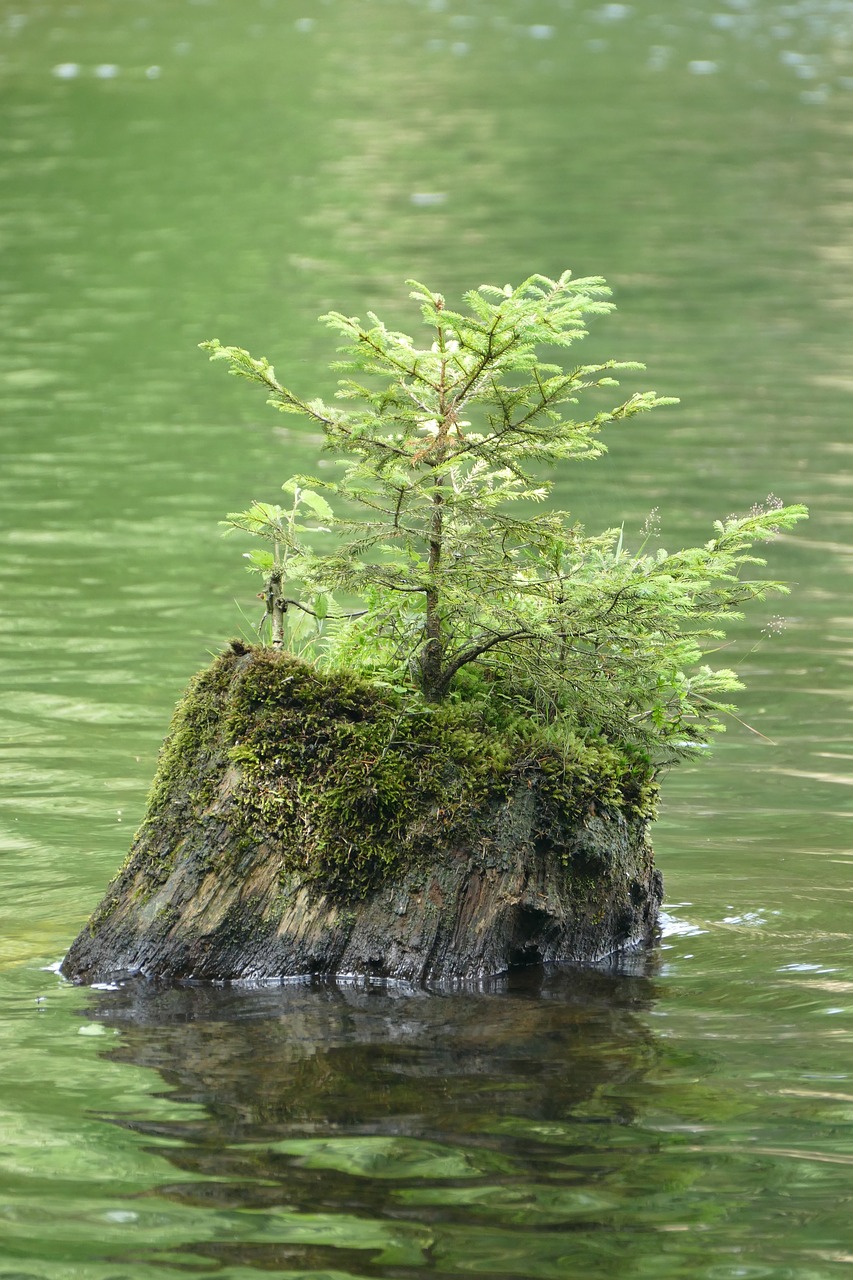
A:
267;569;285;650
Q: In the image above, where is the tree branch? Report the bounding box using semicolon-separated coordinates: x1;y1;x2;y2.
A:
440;627;540;687
283;598;367;620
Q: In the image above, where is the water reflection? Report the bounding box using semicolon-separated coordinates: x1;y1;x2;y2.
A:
87;965;665;1277
68;943;853;1279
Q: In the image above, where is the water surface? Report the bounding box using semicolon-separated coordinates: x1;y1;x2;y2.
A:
2;1;853;1276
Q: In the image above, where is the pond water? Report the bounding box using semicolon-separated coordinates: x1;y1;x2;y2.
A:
2;1;853;1276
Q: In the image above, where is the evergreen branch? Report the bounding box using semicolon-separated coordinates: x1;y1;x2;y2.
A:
442;627;542;685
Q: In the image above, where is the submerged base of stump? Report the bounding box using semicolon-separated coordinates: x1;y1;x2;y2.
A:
62;646;663;985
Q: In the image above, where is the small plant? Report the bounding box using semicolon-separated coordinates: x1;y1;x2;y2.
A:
202;270;806;762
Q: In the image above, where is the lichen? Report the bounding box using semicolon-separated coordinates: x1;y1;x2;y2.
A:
130;644;657;902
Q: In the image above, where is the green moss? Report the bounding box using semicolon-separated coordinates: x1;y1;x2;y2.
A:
88;897;115;935
155;902;179;930
146;657;235;818
138;645;657;901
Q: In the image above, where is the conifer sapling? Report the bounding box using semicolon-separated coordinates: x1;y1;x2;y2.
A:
202;270;807;763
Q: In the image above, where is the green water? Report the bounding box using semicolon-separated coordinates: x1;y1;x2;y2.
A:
2;0;853;1275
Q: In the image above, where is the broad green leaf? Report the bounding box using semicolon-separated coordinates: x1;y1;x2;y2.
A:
244;549;275;572
297;488;335;520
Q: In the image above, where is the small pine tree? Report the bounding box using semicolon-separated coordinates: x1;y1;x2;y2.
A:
202;270;806;762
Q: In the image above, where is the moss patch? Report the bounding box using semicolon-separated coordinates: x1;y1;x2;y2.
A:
138;645;657;901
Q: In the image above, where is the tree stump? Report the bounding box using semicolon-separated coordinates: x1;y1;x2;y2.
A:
62;647;662;985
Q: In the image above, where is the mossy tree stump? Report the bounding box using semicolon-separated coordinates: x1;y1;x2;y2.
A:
62;647;662;984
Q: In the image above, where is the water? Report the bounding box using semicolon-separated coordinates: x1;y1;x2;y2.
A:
2;0;853;1275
